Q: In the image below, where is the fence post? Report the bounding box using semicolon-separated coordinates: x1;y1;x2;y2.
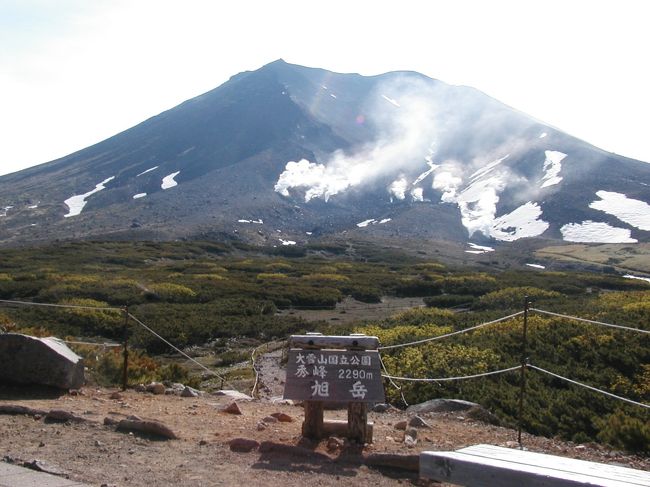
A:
122;306;129;391
517;296;530;446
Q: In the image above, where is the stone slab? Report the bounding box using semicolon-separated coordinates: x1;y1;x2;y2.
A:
0;462;91;487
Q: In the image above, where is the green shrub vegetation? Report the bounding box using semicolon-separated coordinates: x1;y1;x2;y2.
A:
0;240;648;452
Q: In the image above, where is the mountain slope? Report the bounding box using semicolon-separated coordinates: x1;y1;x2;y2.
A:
1;59;649;247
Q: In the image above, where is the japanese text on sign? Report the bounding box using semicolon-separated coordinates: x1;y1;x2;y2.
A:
283;349;384;403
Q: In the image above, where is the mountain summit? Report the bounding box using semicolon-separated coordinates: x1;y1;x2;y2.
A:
1;60;649;247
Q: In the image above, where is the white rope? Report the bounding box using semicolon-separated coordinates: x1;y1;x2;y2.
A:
530;308;649;334
378;311;524;350
63;340;121;347
127;313;233;388
250;342;267;398
0;298;122;312
378;353;409;406
528;364;650;409
382;365;521;382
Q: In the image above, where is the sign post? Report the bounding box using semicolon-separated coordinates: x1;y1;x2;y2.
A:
283;334;384;443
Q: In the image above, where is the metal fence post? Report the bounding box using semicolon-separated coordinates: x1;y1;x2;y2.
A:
122;306;129;391
517;296;530;446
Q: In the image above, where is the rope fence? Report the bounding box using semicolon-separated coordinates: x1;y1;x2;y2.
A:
378;311;524;350
63;339;121;348
0;298;236;391
530;308;650;335
126;313;232;388
378;352;409;406
250;341;269;398
381;365;521;383
527;364;650;410
0;298;122;313
2;297;648;413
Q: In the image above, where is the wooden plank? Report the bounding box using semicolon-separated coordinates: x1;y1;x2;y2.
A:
288;335;380;350
420;445;650;487
322;419;373;439
301;401;324;439
456;445;650;485
347;401;369;443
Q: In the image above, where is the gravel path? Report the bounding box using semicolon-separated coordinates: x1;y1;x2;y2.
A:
255;348;286;400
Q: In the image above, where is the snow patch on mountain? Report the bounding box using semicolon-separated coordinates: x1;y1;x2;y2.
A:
279;239;296;246
238;219;263;224
133;193;147;199
560;221;637;243
540;150;567;188
178;147;195;157
469;154;509;181
456;174;507;237
623;274;650;284
137;166;158;177
0;206;13;217
539;132;547;139
526;263;546;269
490;202;549;241
381;94;400;107
357;219;375;228
357;218;391;228
413;148;438;185
465;243;494;254
589;191;650;230
64;176;115;218
430;155;532;239
161;171;180;189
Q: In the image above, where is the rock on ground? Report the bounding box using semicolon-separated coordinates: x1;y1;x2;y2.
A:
406;398;479;414
0;334;84;389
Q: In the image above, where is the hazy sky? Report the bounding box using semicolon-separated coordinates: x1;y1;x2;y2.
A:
2;0;649;177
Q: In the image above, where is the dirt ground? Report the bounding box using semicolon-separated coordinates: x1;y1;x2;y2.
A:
1;382;648;487
275;296;426;327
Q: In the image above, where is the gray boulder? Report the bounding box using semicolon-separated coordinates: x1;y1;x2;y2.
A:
406;398;479;414
213;389;253;401
0;334;84;389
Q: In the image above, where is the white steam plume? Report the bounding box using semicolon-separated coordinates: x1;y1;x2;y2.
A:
275;76;443;202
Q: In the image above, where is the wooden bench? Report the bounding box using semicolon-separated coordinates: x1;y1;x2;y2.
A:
420;444;650;487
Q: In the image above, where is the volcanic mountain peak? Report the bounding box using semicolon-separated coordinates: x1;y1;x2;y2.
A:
0;60;648;248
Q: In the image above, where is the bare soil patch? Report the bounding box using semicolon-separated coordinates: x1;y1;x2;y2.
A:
275;296;426;327
1;384;648;487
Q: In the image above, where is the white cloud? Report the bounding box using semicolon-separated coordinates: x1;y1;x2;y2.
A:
432;169;463;203
275;76;444;201
389;176;408;201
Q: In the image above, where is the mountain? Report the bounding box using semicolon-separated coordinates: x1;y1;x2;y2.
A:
1;59;649;249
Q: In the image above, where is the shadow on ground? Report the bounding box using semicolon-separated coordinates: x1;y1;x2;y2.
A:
0;383;67;400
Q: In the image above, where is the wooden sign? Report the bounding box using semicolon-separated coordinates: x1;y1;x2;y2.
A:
283;349;385;403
